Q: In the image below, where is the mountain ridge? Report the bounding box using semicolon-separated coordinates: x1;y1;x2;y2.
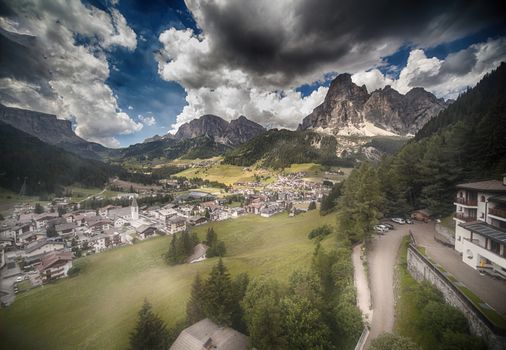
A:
298;74;450;136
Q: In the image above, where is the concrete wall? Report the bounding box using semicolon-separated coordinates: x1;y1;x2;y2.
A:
407;245;506;350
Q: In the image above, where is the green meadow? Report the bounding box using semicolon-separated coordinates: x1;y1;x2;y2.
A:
0;210;337;350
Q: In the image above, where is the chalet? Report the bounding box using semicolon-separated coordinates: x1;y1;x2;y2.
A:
167;216;187;235
454;176;506;279
18;230;46;246
188;216;207;226
245;202;264;215
170;318;249;350
24;238;65;260
86;217;112;233
136;225;158;240
33;213;59;229
260;204;281;218
37;251;73;284
55;222;78;237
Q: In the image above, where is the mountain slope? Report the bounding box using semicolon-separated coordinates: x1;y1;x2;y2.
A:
298;74;450;136
0;103;112;160
223;129;355;168
0;121;114;195
174;114;266;146
378;62;506;215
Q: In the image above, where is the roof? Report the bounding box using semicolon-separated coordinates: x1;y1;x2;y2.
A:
460;222;506;245
170;318;249;350
25;238;64;253
37;251;73;271
168;216;186;224
456;180;506;193
489;195;506;205
186;243;208;263
55;222;77;232
412;208;432;216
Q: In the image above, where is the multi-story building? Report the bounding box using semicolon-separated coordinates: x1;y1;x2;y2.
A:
454;175;506;279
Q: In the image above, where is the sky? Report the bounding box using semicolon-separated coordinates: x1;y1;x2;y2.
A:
0;0;505;147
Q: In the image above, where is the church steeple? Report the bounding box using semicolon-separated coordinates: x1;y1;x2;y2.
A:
131;196;139;220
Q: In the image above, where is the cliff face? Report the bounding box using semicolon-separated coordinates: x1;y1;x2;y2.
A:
0;103;85;145
174;114;266;146
0;104;112;160
299;75;450;136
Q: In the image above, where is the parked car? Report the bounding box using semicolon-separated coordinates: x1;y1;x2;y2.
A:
374;225;389;234
405;218;414;224
382;223;394;230
391;218;406;224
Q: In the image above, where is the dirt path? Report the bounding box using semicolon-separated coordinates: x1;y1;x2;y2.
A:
365;225;408;345
352;243;372;325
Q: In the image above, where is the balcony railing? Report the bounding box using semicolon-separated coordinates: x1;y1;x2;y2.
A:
454;197;478;206
489;207;506;219
454;213;477;222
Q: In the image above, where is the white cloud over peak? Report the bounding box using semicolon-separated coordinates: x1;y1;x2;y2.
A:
0;0;140;147
351;37;506;99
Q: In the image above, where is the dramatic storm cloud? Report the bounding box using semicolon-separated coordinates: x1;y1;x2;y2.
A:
0;0;141;147
157;0;506;131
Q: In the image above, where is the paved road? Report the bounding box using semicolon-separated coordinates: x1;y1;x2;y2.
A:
411;222;506;316
352;243;372;325
366;224;408;344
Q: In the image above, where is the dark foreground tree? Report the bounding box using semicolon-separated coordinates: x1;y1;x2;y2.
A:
129;299;169;350
203;258;235;326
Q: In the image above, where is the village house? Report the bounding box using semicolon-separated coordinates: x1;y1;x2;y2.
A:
37;251;73;284
55;222;78;238
188;216;207;226
411;209;432;222
23;238;65;260
170;318;249;350
33;213;59;229
454;175;506;279
166;215;187;235
136;225;158;240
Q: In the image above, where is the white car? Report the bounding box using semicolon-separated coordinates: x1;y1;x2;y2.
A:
15;276;23;282
391;218;406;224
374;225;389;233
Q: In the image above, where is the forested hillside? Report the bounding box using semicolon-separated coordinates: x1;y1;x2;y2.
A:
342;63;506;221
223;129;355;168
0;121;115;195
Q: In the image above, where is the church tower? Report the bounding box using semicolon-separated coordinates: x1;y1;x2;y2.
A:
131;196;139;220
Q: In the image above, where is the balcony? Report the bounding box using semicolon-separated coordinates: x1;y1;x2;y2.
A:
454;213;477;222
454;197;478;206
489;207;506;219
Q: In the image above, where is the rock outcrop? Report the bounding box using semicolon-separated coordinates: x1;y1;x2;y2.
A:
299;74;450;136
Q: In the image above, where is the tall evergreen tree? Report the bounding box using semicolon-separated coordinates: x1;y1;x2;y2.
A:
129;299;169;350
203;258;235;326
186;273;206;324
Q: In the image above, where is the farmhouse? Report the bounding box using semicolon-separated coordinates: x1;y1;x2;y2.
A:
170;318;249;350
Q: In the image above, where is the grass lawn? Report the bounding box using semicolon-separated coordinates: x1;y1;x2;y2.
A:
0;210;338;350
0;188;45;216
174;163;272;185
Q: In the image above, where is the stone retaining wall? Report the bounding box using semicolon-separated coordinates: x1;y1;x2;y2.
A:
407;244;506;350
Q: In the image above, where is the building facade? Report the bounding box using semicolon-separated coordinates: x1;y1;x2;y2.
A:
454;176;506;279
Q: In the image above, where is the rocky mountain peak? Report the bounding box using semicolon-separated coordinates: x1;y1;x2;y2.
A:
299;74;451;136
173;114;265;146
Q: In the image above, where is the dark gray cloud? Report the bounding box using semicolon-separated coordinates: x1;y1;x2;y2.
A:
187;0;505;85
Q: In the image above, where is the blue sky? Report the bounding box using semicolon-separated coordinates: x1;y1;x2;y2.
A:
1;0;505;147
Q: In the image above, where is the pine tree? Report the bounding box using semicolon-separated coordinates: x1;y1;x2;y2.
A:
34;203;44;214
203;258;235;326
129;299;169;350
186;273;206;324
165;233;178;265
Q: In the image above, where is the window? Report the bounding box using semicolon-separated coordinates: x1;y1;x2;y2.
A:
481;195;486;202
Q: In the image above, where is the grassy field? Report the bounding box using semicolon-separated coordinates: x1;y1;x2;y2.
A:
174;161;352;186
0;188;47;216
0;210;338;350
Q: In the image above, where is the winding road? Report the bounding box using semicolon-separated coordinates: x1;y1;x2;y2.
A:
363;225;408;347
